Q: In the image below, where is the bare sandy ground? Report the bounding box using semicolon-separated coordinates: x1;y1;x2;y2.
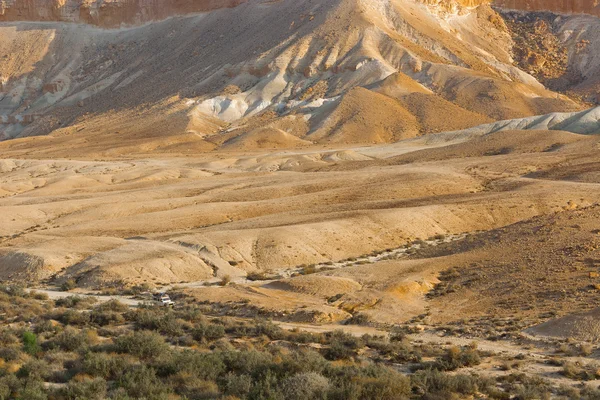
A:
0;120;599;329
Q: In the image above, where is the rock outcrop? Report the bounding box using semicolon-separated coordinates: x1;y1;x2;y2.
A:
1;0;598;29
0;0;246;27
493;0;600;16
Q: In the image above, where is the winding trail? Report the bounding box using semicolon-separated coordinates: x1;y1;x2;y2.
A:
26;288;141;306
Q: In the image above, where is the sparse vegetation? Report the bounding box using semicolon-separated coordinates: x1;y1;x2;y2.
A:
0;284;593;399
246;272;271;281
561;361;600;381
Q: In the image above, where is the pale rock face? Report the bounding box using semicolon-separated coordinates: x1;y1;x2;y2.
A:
420;0;491;15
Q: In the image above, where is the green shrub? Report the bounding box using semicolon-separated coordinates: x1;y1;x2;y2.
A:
282;372;329;400
222;350;273;376
22;331;40;356
82;352;132;380
89;310;125;326
325;364;410;400
95;299;129;313
247;369;283;399
365;337;421;363
0;346;20;362
193;322;225;342
17;359;53;381
280;349;328;375
114;330;169;360
0;374;19;400
172;375;220;399
58;310;90;326
129;283;153;295
55;296;97;309
420;345;481;371
116;365;172;399
325;330;363;360
34;320;58;334
346;313;371;326
221;372;253;397
17;380;48;400
254;321;286;340
287;330;323;344
0;285;25;297
357;375;411;400
157;350;225;381
411;369;481;397
62;377;107;400
132;309;185;336
61;280;77;292
47;327;90;352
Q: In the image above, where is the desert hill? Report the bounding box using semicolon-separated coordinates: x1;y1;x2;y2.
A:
1;0;593;152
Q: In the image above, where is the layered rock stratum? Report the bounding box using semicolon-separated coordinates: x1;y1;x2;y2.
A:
1;0;598;28
0;0;246;27
494;0;600;16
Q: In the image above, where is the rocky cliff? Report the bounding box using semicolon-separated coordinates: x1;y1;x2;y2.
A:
493;0;600;16
0;0;494;28
1;0;598;29
0;0;246;27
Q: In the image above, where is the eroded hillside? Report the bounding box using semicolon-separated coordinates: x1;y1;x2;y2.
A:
0;0;585;151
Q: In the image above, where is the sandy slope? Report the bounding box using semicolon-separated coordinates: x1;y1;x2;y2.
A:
1;122;599;292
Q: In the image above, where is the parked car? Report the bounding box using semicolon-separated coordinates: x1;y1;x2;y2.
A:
153;292;174;307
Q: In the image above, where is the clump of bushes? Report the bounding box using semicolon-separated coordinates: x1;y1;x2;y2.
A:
325;330;364;360
561;361;600;381
416;344;482;371
61;279;77;292
193;321;226;342
55;295;97;309
114;330;169;360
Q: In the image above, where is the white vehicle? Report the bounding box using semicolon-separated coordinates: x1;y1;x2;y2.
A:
153;293;175;307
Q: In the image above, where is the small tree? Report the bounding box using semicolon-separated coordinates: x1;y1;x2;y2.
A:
22;331;40;356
